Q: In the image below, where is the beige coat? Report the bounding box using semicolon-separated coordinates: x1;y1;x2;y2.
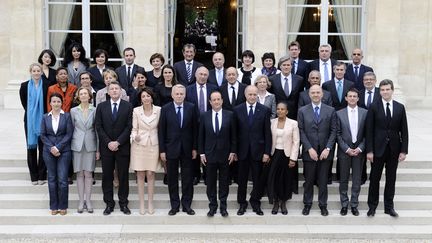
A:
270;117;300;160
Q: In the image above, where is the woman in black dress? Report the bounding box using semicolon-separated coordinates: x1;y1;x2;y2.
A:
153;64;177;106
146;53;165;87
38;49;57;86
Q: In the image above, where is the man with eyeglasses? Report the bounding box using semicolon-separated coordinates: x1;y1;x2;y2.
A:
345;48;374;90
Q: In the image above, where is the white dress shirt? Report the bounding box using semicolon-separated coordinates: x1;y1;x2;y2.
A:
48;110;65;134
280;74;292;96
382;99;393;117
228;82;239;104
348;106;358;143
320;59;332;84
212;109;222;133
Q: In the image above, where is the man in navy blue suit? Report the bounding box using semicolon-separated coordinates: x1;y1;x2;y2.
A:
158;84;198;216
308;44;337;85
115;47;144;97
234;85;271;216
173;44;203;86
198;90;237;217
288;41;310;89
208;52;227;87
345;48;374;91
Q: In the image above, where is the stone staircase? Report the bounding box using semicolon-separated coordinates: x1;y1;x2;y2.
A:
0;158;431;240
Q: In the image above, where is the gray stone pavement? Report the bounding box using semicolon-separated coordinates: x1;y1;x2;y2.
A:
1;108;430;161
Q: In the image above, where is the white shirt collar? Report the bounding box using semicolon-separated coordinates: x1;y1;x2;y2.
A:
48;110;65;116
229;81;239;89
185;60;194;65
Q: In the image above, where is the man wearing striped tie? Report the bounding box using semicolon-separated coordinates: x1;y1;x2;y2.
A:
173;43;203;86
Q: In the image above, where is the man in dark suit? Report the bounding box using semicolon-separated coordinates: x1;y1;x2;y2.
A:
336;88;368;216
288;41;310;89
115;47;144;97
186;66;218;185
198;91;237;217
366;79;408;218
357;71;381;184
308;44;337;85
208;52;227;87
95;81;133;215
298;84;337;216
298;70;333;108
344;48;374;91
220;67;247;111
173;44;203;86
158;84;198;216
234;85;271;216
269;55;303;120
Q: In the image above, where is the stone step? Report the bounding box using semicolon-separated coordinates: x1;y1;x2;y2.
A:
0;209;430;226
0;193;430;210
0;224;430;239
1;180;431;195
2;167;431;181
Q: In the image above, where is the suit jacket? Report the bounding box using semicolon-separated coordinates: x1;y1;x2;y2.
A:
234;102;272;161
365;99;409;157
292;58;310;89
259;93;277;119
185;83;219;113
87;65;113;92
220;82;247;111
173;60;203;86
308;58;337;83
95;99;133;155
19;79;50;121
158;101;198;159
297;103;337;161
67;62;88;86
298;89;333;108
70;105;97;152
345;63;374;90
198;109;237;163
270;118;300;160
208;68;227;87
115;64;144;96
269;73;303;120
358;87;380;109
131;105;161;146
40;112;73;153
336;106;367;155
322;79;354;111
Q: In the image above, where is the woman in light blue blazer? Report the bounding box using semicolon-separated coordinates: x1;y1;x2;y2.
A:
70;87;98;213
255;75;277;118
40;93;73;216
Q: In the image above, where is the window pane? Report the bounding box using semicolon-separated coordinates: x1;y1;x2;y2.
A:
49;0;81;2
49;33;82;58
331;0;361;5
90;5;114;30
49;4;82;30
293;34;320;60
90;33;121;60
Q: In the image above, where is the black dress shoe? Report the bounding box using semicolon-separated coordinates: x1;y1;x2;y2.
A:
207;209;216;217
220;209;229;217
237;205;246;216
271;201;279;215
253;208;264;216
193;177;200;185
351;207;359;216
120;206;131;215
320;206;329;216
182;208;196;215
340;207;348;216
367;208;375;217
168;208;179;216
384;208;399;217
103;206;114;215
302;205;311;216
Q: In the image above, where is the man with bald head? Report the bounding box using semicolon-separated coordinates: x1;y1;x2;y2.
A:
298;70;333;108
298;84;337;217
220;67;247;111
234;85;271;216
208;52;227;87
345;48;374;90
186;66;218;185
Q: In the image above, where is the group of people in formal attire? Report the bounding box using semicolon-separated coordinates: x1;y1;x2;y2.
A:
19;41;408;218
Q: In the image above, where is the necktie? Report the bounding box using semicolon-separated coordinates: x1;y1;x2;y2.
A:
354;66;359;81
314;106;320;123
215;112;220;135
127;66;131;83
177;106;182;128
217;69;222;86
199;85;205;112
291;61;297;75
112;103;118;120
231;86;236;105
186;62;192;82
284;77;290;97
337;80;343;102
323;62;330;82
366;90;372;108
248;105;254;126
386;102;391;125
350;109;357;143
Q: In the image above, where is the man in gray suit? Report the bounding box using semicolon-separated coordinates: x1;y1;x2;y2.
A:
336;88;367;216
298;84;337;216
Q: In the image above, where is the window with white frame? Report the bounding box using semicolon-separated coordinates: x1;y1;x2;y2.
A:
45;0;124;67
286;0;365;60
